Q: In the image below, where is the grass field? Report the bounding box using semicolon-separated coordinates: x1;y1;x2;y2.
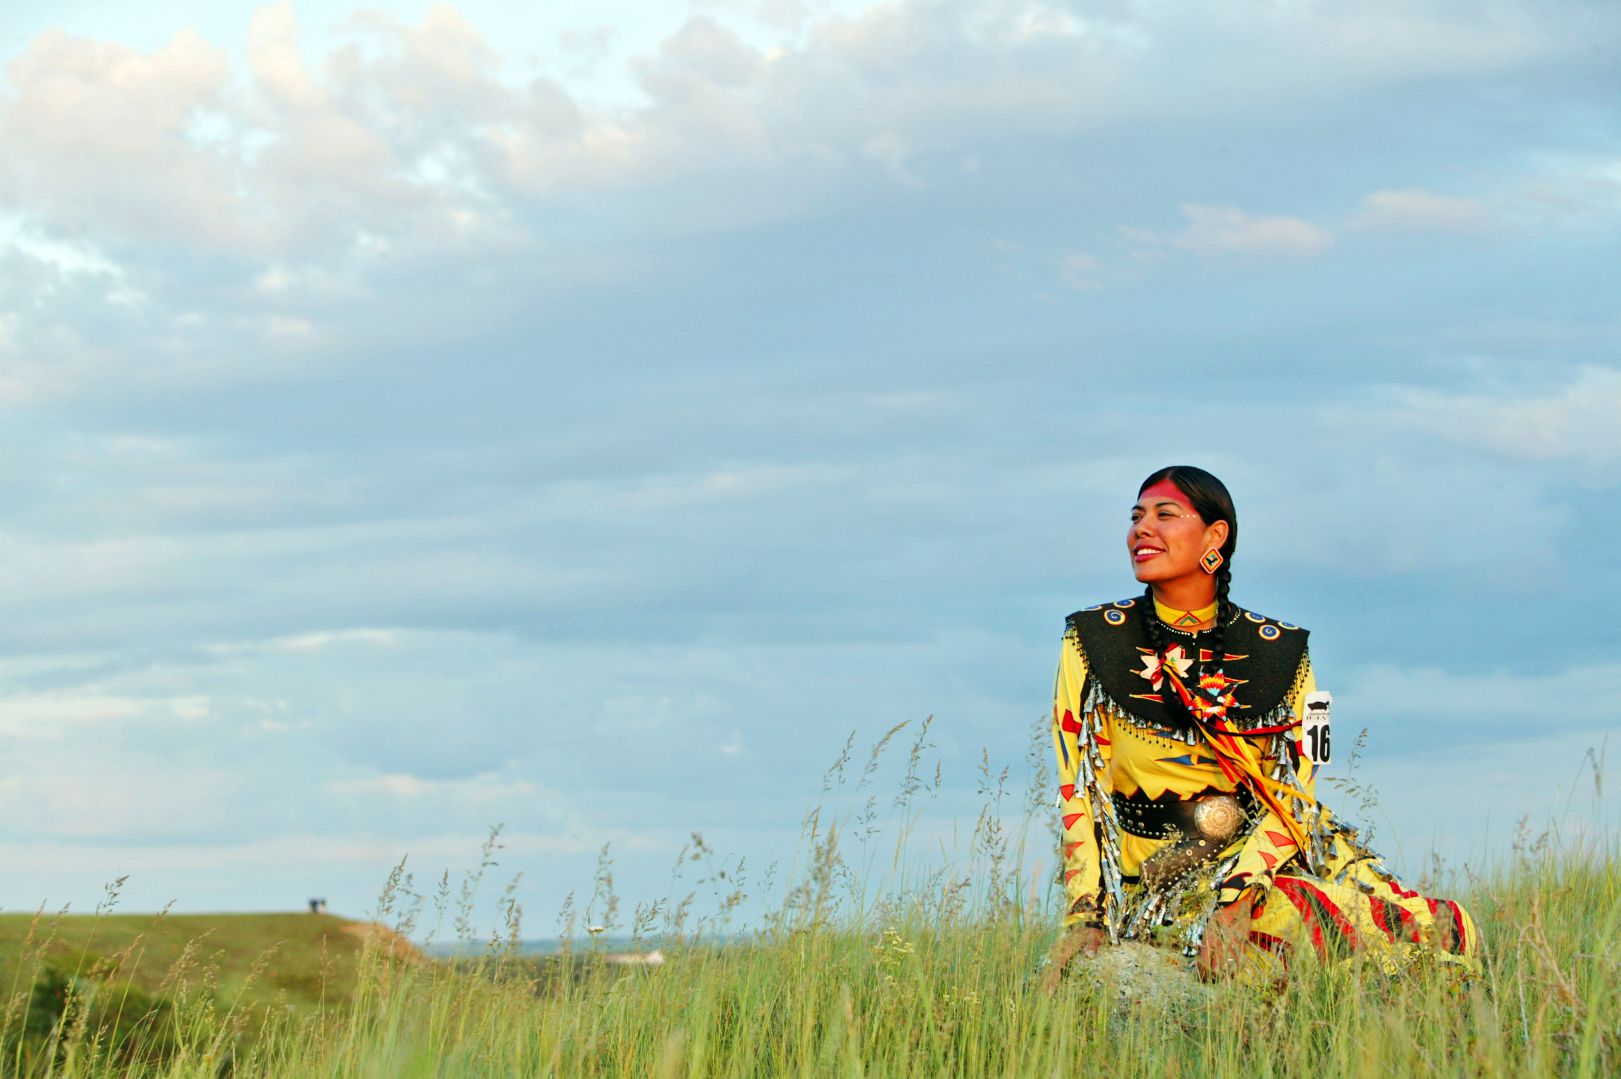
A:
2;724;1616;1076
2;838;1614;1076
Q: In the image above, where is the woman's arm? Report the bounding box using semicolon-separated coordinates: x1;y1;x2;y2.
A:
1216;657;1319;906
1053;631;1107;925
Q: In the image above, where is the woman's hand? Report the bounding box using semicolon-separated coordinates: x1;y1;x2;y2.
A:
1039;924;1108;993
1196;895;1254;980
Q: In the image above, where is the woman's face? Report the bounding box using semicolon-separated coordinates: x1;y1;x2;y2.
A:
1127;481;1229;587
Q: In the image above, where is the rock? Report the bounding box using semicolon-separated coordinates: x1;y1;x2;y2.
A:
1070;941;1213;1014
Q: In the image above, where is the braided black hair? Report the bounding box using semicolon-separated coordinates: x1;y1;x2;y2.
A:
1137;465;1238;722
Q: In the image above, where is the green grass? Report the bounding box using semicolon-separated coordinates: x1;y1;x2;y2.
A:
259;845;1615;1078
0;843;1613;1077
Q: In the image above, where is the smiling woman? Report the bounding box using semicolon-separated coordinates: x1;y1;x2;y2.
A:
1041;465;1481;987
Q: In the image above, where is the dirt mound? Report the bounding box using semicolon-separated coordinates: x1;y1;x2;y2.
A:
341;921;425;964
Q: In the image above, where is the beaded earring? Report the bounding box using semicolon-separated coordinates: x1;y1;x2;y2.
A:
1200;548;1224;574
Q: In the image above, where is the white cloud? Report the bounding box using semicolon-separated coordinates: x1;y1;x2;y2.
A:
0;0;1579;272
0;764;239;839
1129;204;1334;258
245;1;324;110
0;4;535;268
1349;188;1491;233
1516;153;1621;226
1386;365;1621;467
0;0;1602;368
326;772;538;801
267;629;401;653
0;27;245;247
1060;250;1101;290
0;690;209;738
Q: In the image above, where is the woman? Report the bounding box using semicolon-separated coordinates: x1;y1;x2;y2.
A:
1042;466;1479;986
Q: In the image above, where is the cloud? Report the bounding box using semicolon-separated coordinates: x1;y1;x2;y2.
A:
1349;188;1492;233
261;629;402;654
0;0;1616;922
326;771;539;802
0;27;244;247
0;3;532;267
0;763;240;840
1060;250;1101;290
3;0;1592;273
0;691;204;738
1516;153;1621;227
1129;204;1334;258
1383;365;1621;467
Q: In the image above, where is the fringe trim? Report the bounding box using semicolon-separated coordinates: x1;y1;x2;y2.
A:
1076;681;1263;944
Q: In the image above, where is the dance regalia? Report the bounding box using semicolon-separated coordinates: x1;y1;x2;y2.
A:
1052;597;1480;971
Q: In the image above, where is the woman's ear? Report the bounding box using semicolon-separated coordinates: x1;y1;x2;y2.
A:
1205;519;1230;550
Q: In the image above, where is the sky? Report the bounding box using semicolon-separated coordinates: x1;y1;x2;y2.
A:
0;0;1617;935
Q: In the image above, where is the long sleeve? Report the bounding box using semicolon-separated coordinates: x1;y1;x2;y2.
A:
1218;657;1318;905
1053;631;1107;926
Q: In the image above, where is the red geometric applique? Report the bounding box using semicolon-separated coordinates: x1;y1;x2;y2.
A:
1246;930;1291;959
1273;877;1360;960
1366;897;1395;943
1265;830;1296;848
1064;870;1081;884
1445;901;1468;954
1060;710;1082;734
1063;813;1085;830
1260;852;1279;870
1059;783;1076;801
1063;842;1082;858
1393;903;1421;943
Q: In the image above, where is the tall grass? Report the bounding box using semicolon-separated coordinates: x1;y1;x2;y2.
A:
3;721;1616;1077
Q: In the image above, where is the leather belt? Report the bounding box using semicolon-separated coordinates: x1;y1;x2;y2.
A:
1111;790;1254;842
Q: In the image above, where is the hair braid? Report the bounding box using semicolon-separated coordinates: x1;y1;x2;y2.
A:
1140;584;1166;656
1202;562;1233;705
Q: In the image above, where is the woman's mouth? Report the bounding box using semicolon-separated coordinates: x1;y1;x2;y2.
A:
1133;545;1165;563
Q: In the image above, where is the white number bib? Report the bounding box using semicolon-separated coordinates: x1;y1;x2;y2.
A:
1301;690;1332;765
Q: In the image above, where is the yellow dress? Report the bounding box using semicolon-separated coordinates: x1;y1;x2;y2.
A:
1052;597;1479;971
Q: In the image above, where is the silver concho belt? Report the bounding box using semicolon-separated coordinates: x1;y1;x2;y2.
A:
1111;791;1253;888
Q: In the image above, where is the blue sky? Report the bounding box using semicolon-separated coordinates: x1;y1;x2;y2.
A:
0;0;1617;931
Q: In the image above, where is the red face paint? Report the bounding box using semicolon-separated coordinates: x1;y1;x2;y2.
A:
1139;479;1191;510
